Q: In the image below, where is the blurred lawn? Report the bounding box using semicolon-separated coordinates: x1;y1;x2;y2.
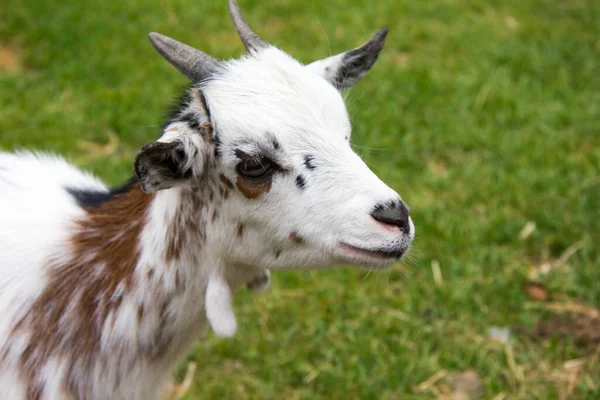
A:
1;0;599;398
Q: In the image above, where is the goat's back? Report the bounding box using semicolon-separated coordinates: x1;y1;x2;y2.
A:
0;152;108;399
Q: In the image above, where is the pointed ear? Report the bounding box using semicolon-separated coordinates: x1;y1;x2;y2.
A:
306;28;388;90
134;138;201;193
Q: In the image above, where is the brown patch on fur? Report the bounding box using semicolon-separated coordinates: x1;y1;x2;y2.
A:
201;122;212;140
219;187;226;198
289;232;304;244
237;223;245;238
147;267;154;281
14;181;154;398
236;177;272;199
220;174;234;189
185;189;203;212
165;216;187;263
137;304;145;324
175;270;181;292
193;90;213;141
27;381;44;400
192;89;204;105
138;299;173;360
211;210;218;224
195;90;210;117
164;190;205;263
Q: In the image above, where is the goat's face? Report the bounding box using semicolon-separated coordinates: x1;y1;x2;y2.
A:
207;49;413;270
135;0;414;270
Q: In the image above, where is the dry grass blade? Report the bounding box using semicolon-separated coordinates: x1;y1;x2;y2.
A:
528;240;586;279
415;369;448;392
431;259;443;287
557;241;585;266
76;132;121;157
527;300;600;318
518;221;536;240
163;362;197;400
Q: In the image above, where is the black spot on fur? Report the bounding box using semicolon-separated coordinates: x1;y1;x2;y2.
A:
214;135;222;158
296;175;306;190
162;86;215;139
67;177;138;208
178;112;201;132
274;249;282;259
267;132;281;150
234;148;250;159
197;90;212;122
196;90;217;144
304;155;316;170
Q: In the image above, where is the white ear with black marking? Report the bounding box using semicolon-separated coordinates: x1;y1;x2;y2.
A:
306;28;388;90
134;136;202;193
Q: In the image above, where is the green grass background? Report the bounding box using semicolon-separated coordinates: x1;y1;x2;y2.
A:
1;0;599;398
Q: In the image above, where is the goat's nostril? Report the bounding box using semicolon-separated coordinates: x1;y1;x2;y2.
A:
370;201;411;234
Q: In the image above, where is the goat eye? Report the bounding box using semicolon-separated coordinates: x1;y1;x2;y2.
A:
237;157;273;179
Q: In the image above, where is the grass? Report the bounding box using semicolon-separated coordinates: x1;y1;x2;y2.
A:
1;0;599;398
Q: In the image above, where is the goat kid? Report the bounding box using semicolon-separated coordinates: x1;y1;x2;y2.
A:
0;1;414;399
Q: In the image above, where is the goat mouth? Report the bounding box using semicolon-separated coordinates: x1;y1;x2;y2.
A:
337;242;407;267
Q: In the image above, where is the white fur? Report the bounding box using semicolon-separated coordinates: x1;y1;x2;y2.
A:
0;24;414;400
206;274;237;337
